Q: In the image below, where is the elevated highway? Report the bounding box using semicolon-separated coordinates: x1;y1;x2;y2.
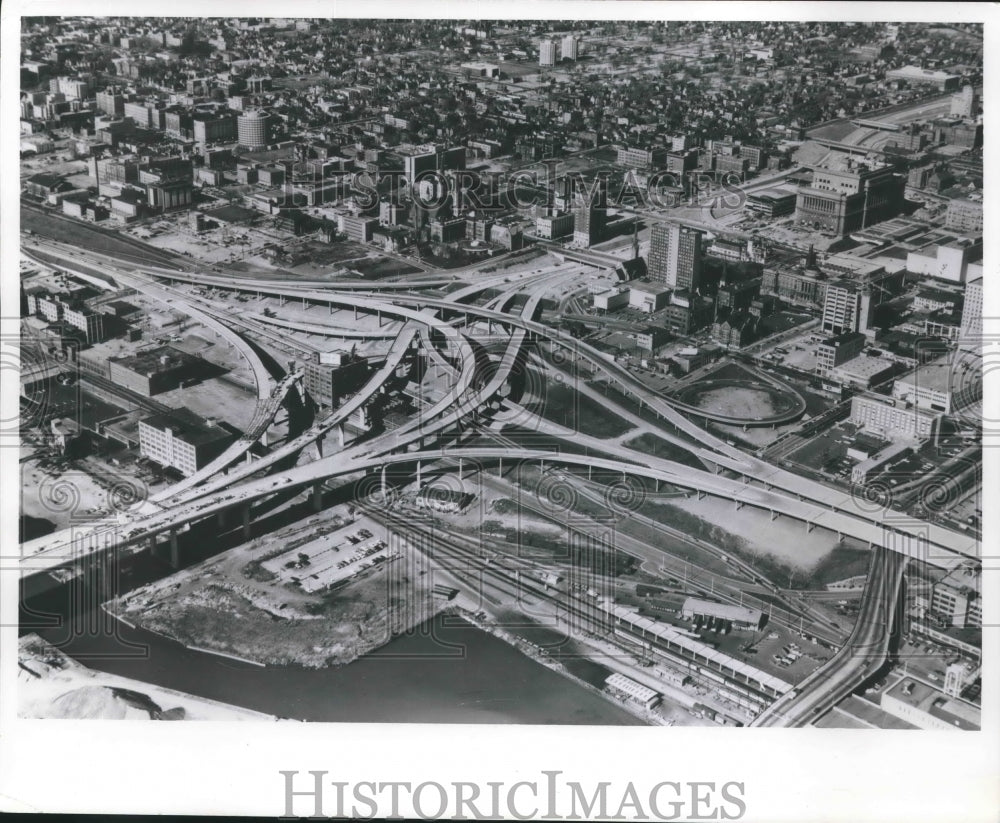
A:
751;547;908;727
130;267;980;565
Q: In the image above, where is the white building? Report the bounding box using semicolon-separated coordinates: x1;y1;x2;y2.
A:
539;39;557;67
605;673;660;709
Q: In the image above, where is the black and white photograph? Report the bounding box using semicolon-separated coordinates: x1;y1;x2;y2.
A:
1;3;997;820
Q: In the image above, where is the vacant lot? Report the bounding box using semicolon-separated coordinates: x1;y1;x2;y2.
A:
527;381;633;438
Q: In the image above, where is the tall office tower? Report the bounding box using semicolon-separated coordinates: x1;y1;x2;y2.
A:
961;276;983;340
647;223;704;290
572;178;608;247
821;284;862;335
539;39;557;67
561;35;579;60
237;109;273;150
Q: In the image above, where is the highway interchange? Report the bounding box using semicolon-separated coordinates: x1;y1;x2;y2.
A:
19;227;980;725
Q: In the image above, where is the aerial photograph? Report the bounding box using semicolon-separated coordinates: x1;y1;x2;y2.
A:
16;17;983;730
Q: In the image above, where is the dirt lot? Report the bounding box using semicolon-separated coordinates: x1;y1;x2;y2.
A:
113;507;445;667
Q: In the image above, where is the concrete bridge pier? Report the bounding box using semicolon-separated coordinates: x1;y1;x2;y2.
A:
770;509;778;521
697;490;706;500
336;424;345;449
312;483;324;512
734;500;745;511
245;451;254;465
805;521;815;534
167;530;181;569
380;466;388;499
458;457;464;482
415;460;423;489
259;428;269;448
217;508;228;528
242;504;252;539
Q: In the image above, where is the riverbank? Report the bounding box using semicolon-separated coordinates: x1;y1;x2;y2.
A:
18;634;277;721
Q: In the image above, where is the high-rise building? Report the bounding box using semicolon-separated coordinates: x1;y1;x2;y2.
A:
647;223;703;290
237;109;273;150
539;39;557;67
398;143;466;186
821;283;876;336
961;276;983;341
561;35;579;60
572;178;608;247
193;110;238;145
96;86;126;116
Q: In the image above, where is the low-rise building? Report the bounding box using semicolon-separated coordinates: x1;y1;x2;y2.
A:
817;332;866;373
107;345;214;396
892;355;975;414
850;441;912;484
604;673;660;710
534;210;574;240
850;393;942;441
681;597;764;631
592;288;630;312
628;283;671;313
880;677;979;731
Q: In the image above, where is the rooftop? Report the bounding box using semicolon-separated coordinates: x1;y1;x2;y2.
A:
682;597;763;625
109;344;202;375
139;407;234;448
895;356;957;393
883;676;979;731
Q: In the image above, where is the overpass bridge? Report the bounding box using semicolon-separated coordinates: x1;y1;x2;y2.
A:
751;547;908;727
133;267;979;564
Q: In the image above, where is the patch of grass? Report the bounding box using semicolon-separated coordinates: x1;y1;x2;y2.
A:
528;381;633;438
807;543;872;588
623;433;703;469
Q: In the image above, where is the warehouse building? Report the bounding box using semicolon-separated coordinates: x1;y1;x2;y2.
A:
681;598;765;632
107;345;216;397
605;673;661;710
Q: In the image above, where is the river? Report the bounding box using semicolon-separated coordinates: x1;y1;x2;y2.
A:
24;585;643;725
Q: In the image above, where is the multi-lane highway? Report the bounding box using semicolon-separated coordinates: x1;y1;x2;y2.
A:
751;547;908;727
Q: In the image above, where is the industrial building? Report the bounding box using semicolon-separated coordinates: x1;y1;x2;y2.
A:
604;673;660;710
138;408;236;477
302;349;370;409
107;345;215;397
681;598;765;632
